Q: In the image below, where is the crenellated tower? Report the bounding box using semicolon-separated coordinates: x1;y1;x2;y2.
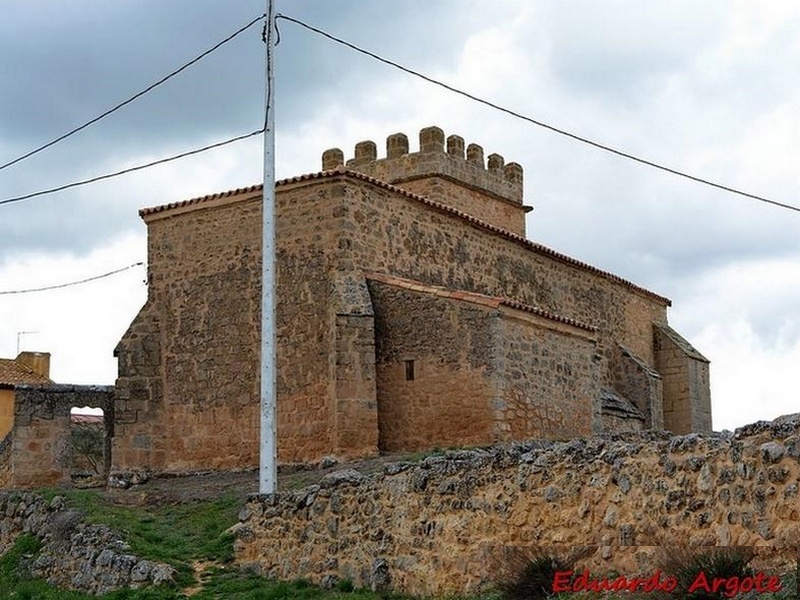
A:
322;126;532;237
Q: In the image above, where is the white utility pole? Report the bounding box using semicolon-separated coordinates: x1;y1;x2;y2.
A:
259;0;277;494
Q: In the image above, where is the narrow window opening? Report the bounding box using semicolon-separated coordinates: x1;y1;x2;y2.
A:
404;360;415;381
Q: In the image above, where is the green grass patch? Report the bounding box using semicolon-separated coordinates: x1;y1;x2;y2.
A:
23;488;243;594
56;489;240;567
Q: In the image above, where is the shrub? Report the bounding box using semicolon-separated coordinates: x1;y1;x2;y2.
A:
495;546;593;600
653;546;757;600
336;578;355;593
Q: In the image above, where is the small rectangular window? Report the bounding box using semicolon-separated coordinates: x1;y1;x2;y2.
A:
404;360;415;381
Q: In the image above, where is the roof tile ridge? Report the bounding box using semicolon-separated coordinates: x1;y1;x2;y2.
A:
139;183;264;216
499;299;597;332
363;271;594;331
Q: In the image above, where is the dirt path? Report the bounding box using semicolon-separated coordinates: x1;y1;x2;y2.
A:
100;452;422;507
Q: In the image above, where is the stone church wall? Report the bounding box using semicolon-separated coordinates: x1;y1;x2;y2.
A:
113;181;350;473
368;273;600;451
335;176;669;398
113;127;707;475
369;279;499;452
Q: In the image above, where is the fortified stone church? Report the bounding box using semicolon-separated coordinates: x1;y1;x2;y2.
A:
113;126;711;475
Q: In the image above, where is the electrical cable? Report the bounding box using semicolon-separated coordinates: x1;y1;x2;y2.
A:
0;13;266;172
275;13;800;214
0;128;263;206
0;262;144;295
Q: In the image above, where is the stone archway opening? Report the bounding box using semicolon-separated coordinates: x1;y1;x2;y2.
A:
69;406;107;487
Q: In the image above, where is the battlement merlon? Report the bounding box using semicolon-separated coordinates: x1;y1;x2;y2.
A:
322;126;532;237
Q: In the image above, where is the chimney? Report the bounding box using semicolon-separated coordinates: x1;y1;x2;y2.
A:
16;351;51;379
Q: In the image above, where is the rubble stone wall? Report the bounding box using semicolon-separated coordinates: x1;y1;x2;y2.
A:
369;277;601;451
369;280;499;452
499;310;599;440
0;491;174;595
236;414;800;596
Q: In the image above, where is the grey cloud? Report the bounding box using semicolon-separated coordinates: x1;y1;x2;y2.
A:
1;0;476;257
537;0;727;101
1;0;265;149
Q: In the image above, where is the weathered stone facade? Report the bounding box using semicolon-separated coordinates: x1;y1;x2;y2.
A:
114;126;711;475
235;413;800;596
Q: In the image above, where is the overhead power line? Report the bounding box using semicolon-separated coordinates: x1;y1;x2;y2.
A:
0;129;263;206
276;13;800;214
0;262;144;295
0;13;265;173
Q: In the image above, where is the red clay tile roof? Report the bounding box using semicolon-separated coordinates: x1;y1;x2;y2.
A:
0;358;53;388
138;168;671;306
139;184;263;217
365;271;598;333
71;414;104;425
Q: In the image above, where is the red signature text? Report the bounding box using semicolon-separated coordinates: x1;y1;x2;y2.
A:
553;569;782;598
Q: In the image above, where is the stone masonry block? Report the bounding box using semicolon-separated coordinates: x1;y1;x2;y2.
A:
466;143;484;167
503;162;523;184
487;153;505;172
354;140;377;163
386;133;409;159
446;135;465;159
419;126;445;153
322;148;345;170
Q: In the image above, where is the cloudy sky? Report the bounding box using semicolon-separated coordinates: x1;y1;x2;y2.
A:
1;0;797;431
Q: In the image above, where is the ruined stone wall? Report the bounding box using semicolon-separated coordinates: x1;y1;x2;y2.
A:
0;491;174;594
5;385;113;489
236;414;800;597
